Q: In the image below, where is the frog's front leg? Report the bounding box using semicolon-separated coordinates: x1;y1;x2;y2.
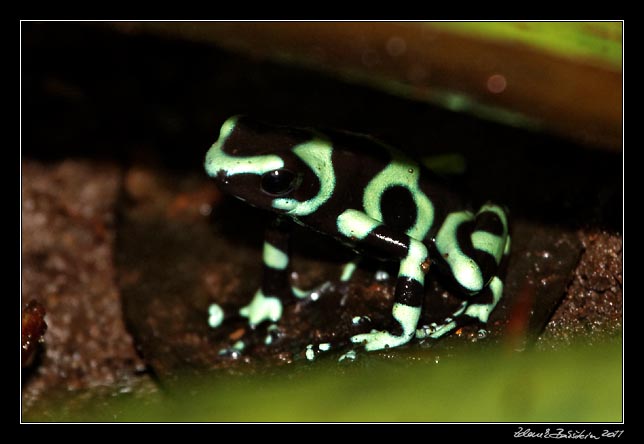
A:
336;209;428;351
239;216;295;326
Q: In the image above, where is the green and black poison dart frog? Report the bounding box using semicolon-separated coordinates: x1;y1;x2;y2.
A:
205;116;510;352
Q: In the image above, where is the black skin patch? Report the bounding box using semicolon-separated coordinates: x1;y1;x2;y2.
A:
294;135;394;235
456;220;499;290
218;173;280;212
356;225;410;261
223;116;314;157
380;185;418;235
472;209;506;236
322;129;392;165
394;277;425;307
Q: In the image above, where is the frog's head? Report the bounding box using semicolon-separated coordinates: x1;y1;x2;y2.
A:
205;116;334;216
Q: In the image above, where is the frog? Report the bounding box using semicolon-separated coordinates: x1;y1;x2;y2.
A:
204;115;510;353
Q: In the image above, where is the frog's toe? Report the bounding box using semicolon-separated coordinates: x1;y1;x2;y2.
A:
415;319;459;339
239;289;283;326
350;330;412;351
291;281;333;302
304;342;333;361
428;320;458;339
217;339;247;359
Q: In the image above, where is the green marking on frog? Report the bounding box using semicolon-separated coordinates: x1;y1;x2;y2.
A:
473;205;508;268
205;116;284;178
336;209;380;239
263;241;289;270
264;324;279;345
272;139;335;215
291;286;310;299
399;239;429;283
453;301;468;317
464;276;504;323
239;289;283;326
362;149;434;240
435;210;484;293
471;231;505;264
338;350;357;362
340;260;358;282
471;204;508;265
305;342;332;361
305;344;315;361
416;302;467;339
423;277;504;339
480;203;509;229
351;303;422;351
207;303;224;329
428;320;458;339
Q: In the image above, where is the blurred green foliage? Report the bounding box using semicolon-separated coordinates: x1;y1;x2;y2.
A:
429;22;622;69
24;341;622;423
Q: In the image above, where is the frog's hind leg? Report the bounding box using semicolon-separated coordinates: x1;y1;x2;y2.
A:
438;203;509;294
292;251;362;304
417;275;504;340
340;257;361;282
422;210;511;341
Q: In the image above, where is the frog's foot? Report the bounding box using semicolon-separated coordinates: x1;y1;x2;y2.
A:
304;342;333;361
261;323;281;346
350;329;413;351
415;301;466;340
416;319;459;340
241;281;333;328
351;302;421;351
416;276;505;340
207;302;226;329
291;281;333;302
217;339;247;359
239;289;283;327
217;323;282;359
208;301;248;330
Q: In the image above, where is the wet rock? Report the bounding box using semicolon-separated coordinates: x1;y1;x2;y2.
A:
538;230;622;349
21;160;156;415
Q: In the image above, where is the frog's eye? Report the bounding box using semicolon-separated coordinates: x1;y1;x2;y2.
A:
261;169;299;196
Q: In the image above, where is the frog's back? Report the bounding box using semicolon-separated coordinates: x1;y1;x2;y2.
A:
319;129;466;244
